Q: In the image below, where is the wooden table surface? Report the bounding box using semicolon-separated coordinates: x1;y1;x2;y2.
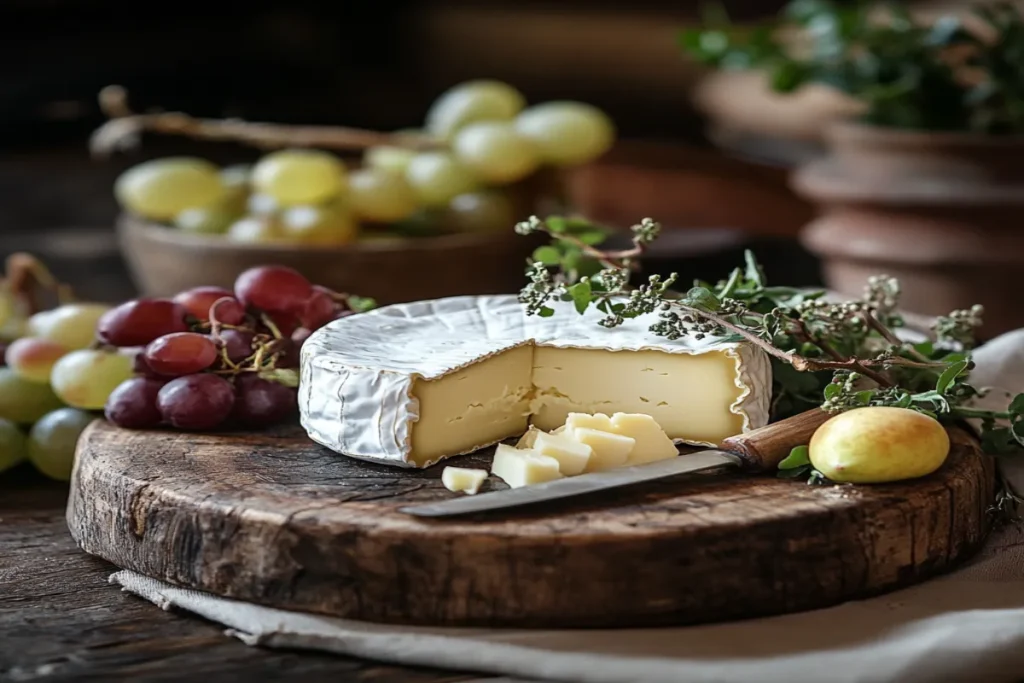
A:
0;467;481;682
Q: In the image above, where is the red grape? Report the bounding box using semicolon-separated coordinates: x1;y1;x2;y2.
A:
291;327;312;346
97;298;189;347
299;289;336;330
231;374;296;427
263;311;300;338
157;374;235;430
173;286;245;325
105;377;165;428
218;329;255;364
234;265;313;315
144;332;218;376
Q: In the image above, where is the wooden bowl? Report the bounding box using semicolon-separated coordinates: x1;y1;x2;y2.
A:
117;215;543;305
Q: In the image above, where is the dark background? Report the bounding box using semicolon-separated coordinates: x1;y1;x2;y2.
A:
0;0;817;300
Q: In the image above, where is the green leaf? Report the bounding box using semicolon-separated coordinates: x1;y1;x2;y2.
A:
347;296;377;313
936;359;969;394
743;250;765;288
538;306;555;318
1011;420;1024;448
532;246;561;265
684;286;721;312
1010;393;1024;415
259;368;299;388
569;280;592;314
777;464;812;479
823;382;841;400
913;340;935;357
896;392;914;408
546;217;568;233
778;445;811;470
854;389;876;404
576;230;608;246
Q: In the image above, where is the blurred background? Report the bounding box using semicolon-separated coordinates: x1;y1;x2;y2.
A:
0;0;827;304
4;0;1015;336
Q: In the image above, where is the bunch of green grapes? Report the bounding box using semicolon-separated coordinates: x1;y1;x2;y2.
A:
112;79;615;242
0;295;126;482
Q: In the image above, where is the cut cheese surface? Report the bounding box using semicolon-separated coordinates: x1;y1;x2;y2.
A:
564;412;613;433
573;428;635;472
611;413;680;466
411;344;533;466
491;444;563;488
532;430;592;475
441;466;488;495
300;294;771;468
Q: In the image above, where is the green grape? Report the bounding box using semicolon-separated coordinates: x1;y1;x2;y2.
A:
247;193;280;216
348;168;418;223
50;349;134;410
0;418;27;474
425;80;526;140
364;146;416;175
28;303;110;350
251;149;347;206
405;152;478;208
280;205;358;245
219;164;252;214
227;216;288;243
114;157;227;221
174;206;239;235
28;408;94;482
514;101;615;166
0;367;64;424
452;122;540;184
443;191;515;234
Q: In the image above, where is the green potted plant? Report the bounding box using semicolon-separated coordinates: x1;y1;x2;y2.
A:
681;0;1024;340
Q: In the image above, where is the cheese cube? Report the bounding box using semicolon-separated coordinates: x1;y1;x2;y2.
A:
491;444;563;488
611;413;679;466
565;412;612;433
573;428;635;472
533;431;593;475
441;466;488;495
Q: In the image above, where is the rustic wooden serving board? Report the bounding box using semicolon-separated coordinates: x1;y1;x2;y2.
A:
68;421;995;628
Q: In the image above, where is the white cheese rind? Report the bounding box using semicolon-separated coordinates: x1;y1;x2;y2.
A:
301;294;772;468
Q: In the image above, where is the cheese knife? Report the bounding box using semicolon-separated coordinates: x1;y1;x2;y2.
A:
399;408;831;518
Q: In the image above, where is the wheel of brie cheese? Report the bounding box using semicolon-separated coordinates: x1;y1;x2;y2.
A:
299;294;772;468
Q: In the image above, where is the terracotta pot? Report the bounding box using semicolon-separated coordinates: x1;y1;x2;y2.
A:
793;122;1024;340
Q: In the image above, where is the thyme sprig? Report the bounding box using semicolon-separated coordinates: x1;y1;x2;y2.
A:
516;215;1024;501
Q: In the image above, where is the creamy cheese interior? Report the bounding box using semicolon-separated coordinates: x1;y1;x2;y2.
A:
408;343;746;465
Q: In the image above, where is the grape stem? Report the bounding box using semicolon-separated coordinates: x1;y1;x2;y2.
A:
4;252;75;315
90;86;443;159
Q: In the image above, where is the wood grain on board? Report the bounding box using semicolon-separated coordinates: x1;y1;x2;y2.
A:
67;420;996;628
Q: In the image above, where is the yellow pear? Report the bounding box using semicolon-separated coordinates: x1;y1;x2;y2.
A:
809;407;950;484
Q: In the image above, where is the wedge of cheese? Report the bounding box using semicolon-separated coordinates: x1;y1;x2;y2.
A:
611;413;680;466
300;294;771;468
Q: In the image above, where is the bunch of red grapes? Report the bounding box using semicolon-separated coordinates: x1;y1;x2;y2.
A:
101;265;359;431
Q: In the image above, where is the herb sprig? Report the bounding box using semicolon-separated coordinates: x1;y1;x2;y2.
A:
516;215;1024;502
678;0;1024;134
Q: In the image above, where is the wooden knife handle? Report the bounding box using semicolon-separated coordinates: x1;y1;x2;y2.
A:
719;409;833;472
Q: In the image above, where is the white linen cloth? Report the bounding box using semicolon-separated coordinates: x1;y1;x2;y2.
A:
109;329;1024;683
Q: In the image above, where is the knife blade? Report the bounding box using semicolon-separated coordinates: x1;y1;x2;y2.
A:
399;450;742;517
398;408;832;518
